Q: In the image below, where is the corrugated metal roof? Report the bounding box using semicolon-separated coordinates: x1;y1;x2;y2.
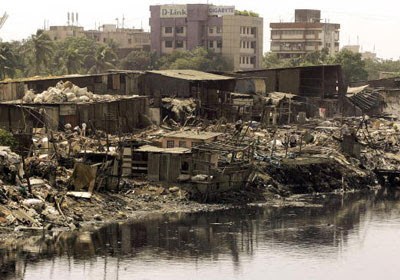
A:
235;64;342;73
146;70;235;81
163;131;222;140
135;145;191;154
0;71;137;84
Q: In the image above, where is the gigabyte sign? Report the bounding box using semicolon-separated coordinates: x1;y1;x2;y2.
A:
160;5;187;18
208;5;235;16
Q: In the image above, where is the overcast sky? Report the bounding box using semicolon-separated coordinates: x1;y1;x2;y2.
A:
0;0;398;59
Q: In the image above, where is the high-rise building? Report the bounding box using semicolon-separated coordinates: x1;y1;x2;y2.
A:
149;4;263;71
270;9;340;59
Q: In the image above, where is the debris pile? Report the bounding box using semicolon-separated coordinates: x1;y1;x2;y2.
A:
22;81;118;104
0;146;22;185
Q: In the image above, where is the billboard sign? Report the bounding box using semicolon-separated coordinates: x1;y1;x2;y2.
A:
208;5;235;16
160;5;187;18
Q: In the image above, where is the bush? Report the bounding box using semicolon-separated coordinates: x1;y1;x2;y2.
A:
0;129;16;148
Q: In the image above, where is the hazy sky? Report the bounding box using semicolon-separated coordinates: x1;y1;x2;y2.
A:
0;0;398;59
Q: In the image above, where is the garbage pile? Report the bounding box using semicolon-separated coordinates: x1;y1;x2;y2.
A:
162;98;197;124
0;146;22;185
22;81;117;104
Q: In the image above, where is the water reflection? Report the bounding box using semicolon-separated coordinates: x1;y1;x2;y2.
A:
2;189;400;280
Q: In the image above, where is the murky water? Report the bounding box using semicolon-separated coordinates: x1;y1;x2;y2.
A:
2;189;400;280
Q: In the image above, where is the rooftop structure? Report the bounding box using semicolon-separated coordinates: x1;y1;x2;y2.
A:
149;4;263;71
270;9;340;59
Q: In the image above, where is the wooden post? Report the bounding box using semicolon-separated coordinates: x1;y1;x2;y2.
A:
299;133;303;155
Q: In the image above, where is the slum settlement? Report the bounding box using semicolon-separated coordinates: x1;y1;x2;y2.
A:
0;66;399;232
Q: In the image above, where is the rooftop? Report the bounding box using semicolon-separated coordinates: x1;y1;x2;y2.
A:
163;131;223;140
146;70;234;81
135;145;191;154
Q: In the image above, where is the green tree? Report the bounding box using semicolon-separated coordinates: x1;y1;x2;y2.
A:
27;30;54;75
364;58;400;80
50;36;98;75
88;45;118;74
0;42;18;79
119;50;157;70
159;47;232;71
263;52;289;69
332;49;368;83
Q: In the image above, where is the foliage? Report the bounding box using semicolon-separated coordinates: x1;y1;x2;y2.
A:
364;58;400;80
331;49;368;83
26;30;54;75
159;48;233;72
263;49;369;83
263;52;290;69
88;45;118;74
235;10;259;17
0;129;16;148
51;36;98;75
0;42;18;79
119;50;157;70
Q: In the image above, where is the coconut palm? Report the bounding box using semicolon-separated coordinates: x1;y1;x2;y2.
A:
88;45;117;74
29;30;54;75
0;42;17;80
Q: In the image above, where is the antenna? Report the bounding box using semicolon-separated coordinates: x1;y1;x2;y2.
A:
122;14;125;29
67;12;70;25
116;18;119;29
72;12;75;25
76;13;79;26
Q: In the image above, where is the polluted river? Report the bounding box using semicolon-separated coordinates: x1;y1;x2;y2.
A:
1;189;400;280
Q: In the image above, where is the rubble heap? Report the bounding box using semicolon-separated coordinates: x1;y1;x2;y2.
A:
22;81;118;104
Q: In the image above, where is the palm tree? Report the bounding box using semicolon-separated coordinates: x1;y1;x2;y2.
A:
29;30;54;75
88;45;117;74
0;42;17;80
63;47;84;74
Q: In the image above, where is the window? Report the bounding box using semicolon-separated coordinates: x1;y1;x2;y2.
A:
251;41;256;49
209;40;214;48
247;41;250;48
179;141;187;148
250;57;256;64
217;40;222;48
164;27;173;33
251;27;256;35
103;38;107;43
216;27;222;33
176;26;184;34
165;40;173;48
176;40;184;48
246;57;249;64
128;38;132;44
167;140;174;148
209;27;214;34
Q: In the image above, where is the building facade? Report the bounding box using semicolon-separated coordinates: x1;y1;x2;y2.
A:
342;45;377;60
44;24;151;55
149;4;263;71
270;9;340;59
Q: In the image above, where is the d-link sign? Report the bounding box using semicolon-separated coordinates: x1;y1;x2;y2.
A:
160;5;188;18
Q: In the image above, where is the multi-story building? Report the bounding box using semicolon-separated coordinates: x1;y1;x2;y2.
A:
342;45;377;60
149;4;263;71
270;9;340;59
44;24;151;55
